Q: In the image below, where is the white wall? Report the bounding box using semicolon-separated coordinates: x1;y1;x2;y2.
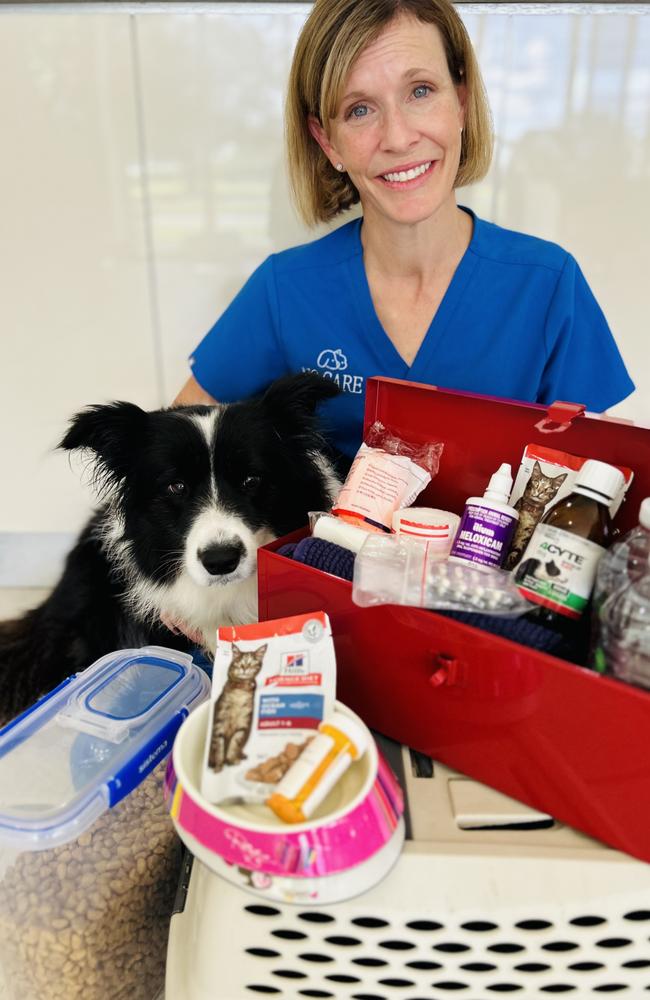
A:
0;2;648;584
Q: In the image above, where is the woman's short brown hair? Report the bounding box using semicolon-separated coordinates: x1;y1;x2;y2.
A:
286;0;493;226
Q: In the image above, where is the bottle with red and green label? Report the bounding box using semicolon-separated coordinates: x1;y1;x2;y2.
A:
515;459;625;622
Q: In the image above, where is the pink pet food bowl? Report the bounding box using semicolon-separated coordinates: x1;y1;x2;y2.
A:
164;700;405;905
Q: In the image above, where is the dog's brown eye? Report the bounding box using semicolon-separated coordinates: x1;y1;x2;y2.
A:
242;475;261;491
167;481;186;496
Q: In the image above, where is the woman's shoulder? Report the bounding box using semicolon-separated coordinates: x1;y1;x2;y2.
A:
271;217;362;275
467;209;572;274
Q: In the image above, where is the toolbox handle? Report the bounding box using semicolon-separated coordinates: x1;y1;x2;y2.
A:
534;400;585;434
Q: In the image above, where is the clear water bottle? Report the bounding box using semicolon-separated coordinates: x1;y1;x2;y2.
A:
593;497;650;606
590;498;650;673
599;561;650;689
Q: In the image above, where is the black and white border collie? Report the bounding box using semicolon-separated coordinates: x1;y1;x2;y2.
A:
0;373;341;723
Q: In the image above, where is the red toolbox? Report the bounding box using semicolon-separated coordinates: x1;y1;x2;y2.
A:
258;377;650;864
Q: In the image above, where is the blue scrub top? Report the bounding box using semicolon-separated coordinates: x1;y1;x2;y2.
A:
190;209;634;457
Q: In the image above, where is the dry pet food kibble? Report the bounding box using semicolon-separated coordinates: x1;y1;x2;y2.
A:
0;765;181;1000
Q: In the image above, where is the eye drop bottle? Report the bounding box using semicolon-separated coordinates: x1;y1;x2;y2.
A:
266;711;368;824
449;464;519;569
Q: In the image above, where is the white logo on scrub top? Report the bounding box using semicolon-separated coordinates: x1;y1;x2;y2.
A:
316;348;348;371
302;348;363;394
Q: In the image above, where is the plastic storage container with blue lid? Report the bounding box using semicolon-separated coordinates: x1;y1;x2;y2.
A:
0;646;210;1000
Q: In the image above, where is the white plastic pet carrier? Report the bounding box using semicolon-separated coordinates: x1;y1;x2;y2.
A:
166;739;650;1000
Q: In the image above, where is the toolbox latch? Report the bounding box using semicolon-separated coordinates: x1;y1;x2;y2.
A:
429;653;463;688
534;400;585;435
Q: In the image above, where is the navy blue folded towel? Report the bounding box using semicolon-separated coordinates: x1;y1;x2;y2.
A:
290;536;355;581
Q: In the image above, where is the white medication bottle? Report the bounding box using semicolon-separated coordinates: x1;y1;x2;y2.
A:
449;463;519;569
266;711;368;824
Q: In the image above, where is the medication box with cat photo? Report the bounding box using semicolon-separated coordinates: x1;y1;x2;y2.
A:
257;377;650;864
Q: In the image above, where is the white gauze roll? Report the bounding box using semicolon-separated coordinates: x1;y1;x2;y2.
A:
313;514;373;554
392;508;460;555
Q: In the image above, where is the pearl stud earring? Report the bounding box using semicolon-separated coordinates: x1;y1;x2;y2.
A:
335;163;345;171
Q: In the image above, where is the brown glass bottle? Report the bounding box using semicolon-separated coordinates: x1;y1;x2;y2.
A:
515;460;625;634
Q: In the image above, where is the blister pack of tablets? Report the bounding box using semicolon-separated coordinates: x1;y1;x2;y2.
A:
352;534;529;618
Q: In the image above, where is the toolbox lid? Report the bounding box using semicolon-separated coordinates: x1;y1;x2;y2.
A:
0;646;210;850
363;377;650;535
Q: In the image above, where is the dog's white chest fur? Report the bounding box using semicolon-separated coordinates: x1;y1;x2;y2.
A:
151;572;258;654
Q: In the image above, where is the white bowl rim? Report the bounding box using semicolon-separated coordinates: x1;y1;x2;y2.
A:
172;699;379;835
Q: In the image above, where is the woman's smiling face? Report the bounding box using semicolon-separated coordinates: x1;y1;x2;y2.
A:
310;14;467;228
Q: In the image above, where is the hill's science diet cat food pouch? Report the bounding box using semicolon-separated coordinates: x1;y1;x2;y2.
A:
201;612;336;805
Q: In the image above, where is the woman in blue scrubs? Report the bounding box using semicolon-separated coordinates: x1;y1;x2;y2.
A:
174;0;634;456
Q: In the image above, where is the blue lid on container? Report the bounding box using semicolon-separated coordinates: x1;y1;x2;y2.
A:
0;646;210;850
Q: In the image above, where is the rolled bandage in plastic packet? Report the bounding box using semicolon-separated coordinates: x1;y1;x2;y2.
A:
331;422;443;533
310;511;371;554
392;507;460;556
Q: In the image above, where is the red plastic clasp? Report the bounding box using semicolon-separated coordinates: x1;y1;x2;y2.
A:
534;401;586;435
429;653;461;688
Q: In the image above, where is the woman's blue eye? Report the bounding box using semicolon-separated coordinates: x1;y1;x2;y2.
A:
413;85;431;99
349;104;369;119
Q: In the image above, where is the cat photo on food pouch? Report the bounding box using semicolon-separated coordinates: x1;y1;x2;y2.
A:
504;462;568;570
207;643;267;773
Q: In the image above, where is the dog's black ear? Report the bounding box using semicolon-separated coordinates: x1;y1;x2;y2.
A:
258;373;340;440
60;401;148;498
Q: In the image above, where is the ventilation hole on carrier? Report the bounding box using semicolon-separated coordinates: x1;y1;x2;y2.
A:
406;919;444;931
431;983;469;991
324;935;362;946
246;987;282;995
351;994;388;1000
297;991;335;998
406;960;443;970
352;916;390;928
432;942;471;953
568;963;604;972
378;979;415;988
486;986;523;994
246;948;281;959
272;970;308;980
379;939;417;951
515;919;553;931
297;953;335;964
352;957;389;967
592;987;629;993
461;921;499;932
271;929;308;940
514;963;551;973
539;987;576;994
569;915;607;927
326;974;361;983
487;943;526;954
595;938;633;949
298;911;336;923
245;905;281;918
622;960;650;969
461;963;497;972
623;910;650;922
541;941;579;952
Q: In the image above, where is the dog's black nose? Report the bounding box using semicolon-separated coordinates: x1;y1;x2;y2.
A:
199;541;245;576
